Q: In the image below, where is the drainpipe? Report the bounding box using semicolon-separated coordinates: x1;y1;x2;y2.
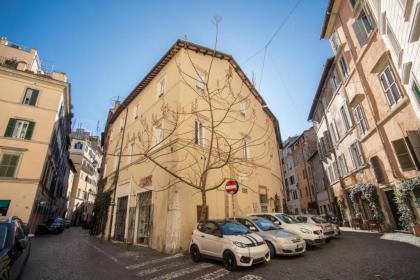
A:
107;108;129;240
327;11;399;179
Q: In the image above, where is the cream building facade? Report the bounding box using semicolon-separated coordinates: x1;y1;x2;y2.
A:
309;0;420;232
0;37;72;231
100;40;284;253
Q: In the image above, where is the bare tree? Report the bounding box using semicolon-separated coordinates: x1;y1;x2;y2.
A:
108;21;276;221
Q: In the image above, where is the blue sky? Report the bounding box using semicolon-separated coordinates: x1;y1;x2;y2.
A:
1;0;332;140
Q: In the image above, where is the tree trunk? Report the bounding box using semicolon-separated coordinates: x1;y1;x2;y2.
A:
200;191;207;221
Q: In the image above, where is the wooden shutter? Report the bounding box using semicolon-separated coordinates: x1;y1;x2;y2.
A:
352;18;368;46
4;118;16;137
392;139;415;171
370;156;385;183
29;89;39;105
194;121;198;144
406;130;420;169
25;122;35;140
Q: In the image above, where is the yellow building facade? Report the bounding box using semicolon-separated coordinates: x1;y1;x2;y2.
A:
100;40;284;253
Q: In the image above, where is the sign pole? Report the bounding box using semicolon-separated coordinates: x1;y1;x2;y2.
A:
232;194;235;220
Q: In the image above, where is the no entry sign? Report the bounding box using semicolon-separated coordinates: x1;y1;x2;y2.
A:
225;179;239;195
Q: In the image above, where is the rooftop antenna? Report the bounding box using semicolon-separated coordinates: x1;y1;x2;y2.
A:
96;120;100;137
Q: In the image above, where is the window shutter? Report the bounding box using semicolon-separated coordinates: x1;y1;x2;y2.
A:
353;18;368;46
29;90;39;105
392;139;415;171
406;130;420;169
25;122;35;140
194;121;198;144
370;156;385;183
4;118;16;137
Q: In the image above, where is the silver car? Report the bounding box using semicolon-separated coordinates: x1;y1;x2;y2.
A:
234;217;306;257
294;215;335;239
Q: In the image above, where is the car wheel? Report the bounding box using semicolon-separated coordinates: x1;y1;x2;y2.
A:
223;250;237;271
266;241;276;258
190;244;201;262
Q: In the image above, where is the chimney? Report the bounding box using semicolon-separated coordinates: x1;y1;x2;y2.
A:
0;37;8;46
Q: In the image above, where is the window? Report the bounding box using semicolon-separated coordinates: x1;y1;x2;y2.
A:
329;121;339;144
392;138;416;171
290;175;295;185
337;154;348;176
0;153;20;178
133;104;139;120
158;78;166;97
385;20;402;61
239;101;246;116
259;186;268;212
408;3;420;42
194;120;204;146
353;9;373;46
349;0;357;8
333;161;339;179
242;139;249;160
412;79;420;102
379;66;403;106
153;124;162;146
406;130;420;169
353;104;368;135
128;142;134;164
77;189;81;198
196;71;205;91
0;200;10;216
22;88;39;106
370;156;385;183
330;69;341;92
74;142;83;150
4;118;35;140
349;142;365;169
330;31;341;52
338;56;349;79
328;165;335;182
340;105;352;131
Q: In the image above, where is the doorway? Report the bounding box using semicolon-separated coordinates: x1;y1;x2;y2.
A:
114;196;128;241
136;191;152;245
385;190;402;230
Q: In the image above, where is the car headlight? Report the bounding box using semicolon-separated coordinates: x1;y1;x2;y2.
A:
233;241;247;248
300;228;311;234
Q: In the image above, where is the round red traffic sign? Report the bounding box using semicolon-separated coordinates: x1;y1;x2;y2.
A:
225;179;239;194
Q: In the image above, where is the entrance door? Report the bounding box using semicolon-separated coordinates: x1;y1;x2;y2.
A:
114;196;128;241
137;191;152;245
385;190;402;230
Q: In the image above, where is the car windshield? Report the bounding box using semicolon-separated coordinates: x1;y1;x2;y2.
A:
311;216;327;224
253;218;278;231
0;224;8;250
220;222;250;235
276;214;299;224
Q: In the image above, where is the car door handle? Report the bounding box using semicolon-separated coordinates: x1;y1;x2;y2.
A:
200;235;205;238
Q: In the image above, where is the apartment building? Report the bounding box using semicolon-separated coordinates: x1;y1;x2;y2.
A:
100;40;284;253
0;37;72;231
308;0;420;232
282;136;300;214
66;128;102;224
283;129;318;215
371;0;420;119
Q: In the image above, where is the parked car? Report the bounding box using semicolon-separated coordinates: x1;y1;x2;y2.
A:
233;217;305;257
46;218;65;234
190;219;270;271
0;216;33;280
250;213;325;246
293;215;335;240
64;219;71;229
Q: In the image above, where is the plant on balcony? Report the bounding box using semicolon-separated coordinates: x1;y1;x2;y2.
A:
347;183;383;222
395;176;420;231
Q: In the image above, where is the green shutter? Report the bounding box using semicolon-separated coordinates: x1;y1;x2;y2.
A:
25;122;35;140
29;89;39;105
4;118;16;137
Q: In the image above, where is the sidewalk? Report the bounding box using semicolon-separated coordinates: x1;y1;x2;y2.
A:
340;227;420;247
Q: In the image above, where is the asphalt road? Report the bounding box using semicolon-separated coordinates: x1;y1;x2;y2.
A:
21;227;420;280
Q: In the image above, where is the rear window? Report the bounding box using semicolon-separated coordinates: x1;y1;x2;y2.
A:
253;218;278;231
311;216;327;224
276;214;299;224
220;222;249;235
0;224;8;250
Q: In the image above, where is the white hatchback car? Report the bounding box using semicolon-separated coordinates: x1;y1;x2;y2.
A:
251;213;325;246
294;214;335;239
190;220;270;271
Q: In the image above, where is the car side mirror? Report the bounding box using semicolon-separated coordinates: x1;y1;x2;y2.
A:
28;233;35;239
274;221;280;225
249;226;257;232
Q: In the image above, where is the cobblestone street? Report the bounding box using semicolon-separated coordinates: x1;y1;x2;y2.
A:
22;227;420;280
